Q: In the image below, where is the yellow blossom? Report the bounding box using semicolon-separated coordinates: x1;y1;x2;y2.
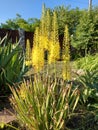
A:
32;46;44;72
48;41;60;64
62;25;71;80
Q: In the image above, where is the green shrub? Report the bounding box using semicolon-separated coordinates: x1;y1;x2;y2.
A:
76;70;98;111
74;54;98;71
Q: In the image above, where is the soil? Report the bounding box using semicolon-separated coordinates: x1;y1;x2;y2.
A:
0;96;16;124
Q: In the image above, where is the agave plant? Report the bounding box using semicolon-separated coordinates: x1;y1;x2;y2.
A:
10;75;80;130
0;35;28;95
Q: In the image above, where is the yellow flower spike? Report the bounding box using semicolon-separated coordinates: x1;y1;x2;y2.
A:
62;25;70;60
62;25;71;81
48;11;60;64
25;39;32;66
32;46;44;72
40;4;46;36
48;42;60;64
33;27;40;47
51;11;59;44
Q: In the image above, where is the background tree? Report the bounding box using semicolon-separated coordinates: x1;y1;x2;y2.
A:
91;7;98;52
0;19;19;29
54;6;82;35
0;14;40;32
71;8;98;57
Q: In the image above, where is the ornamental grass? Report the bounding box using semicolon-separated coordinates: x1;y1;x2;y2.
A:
10;75;80;130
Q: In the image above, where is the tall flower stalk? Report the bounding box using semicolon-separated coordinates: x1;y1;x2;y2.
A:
62;25;71;80
48;11;60;64
25;39;32;66
32;27;44;72
31;8;60;74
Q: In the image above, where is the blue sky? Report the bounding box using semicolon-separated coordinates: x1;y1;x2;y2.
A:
0;0;98;24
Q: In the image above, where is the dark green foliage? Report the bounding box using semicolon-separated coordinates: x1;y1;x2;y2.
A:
75;70;98;112
74;53;98;71
54;6;81;35
0;36;28;95
71;8;98;57
0;14;40;32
